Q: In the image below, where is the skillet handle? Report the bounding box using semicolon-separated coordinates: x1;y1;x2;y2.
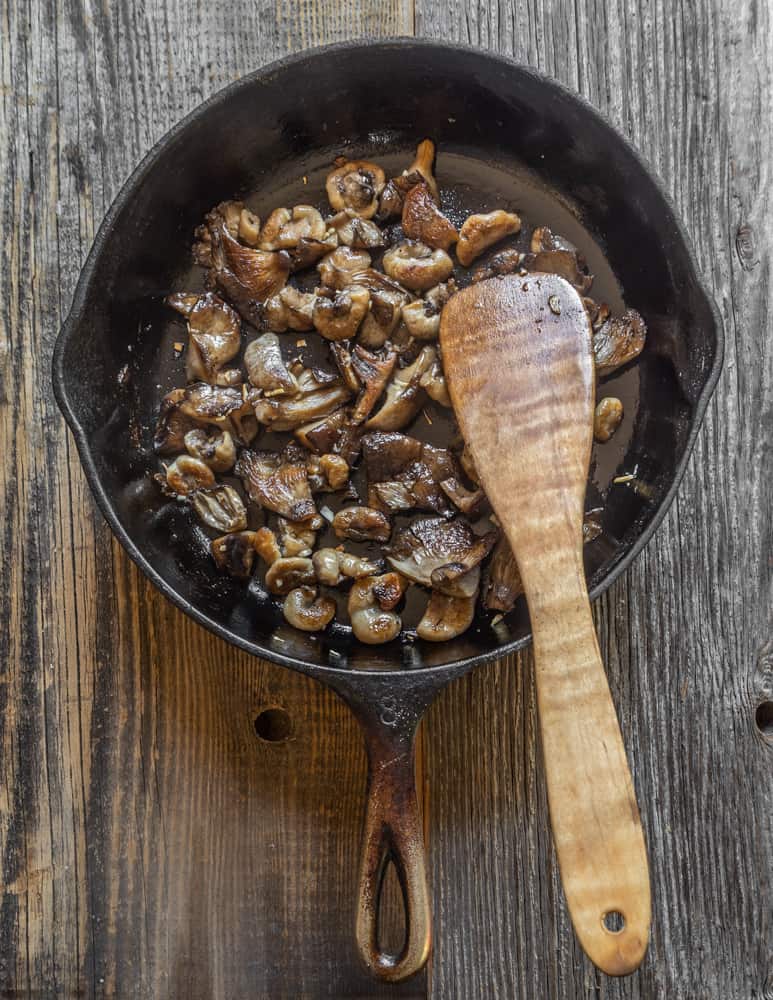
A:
354;717;431;982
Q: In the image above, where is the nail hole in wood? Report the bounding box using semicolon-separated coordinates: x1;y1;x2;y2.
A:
254;707;293;744
603;910;625;933
755;701;773;737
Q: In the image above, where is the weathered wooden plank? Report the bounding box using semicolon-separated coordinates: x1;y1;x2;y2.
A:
415;1;772;997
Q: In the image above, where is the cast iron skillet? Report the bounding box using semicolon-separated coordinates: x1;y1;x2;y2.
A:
52;39;723;983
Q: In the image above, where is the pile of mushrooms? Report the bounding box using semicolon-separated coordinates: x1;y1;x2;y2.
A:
154;140;647;642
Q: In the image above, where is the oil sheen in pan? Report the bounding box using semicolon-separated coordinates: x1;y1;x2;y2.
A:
146;147;642;647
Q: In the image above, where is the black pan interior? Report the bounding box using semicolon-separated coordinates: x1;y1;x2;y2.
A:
55;42;720;674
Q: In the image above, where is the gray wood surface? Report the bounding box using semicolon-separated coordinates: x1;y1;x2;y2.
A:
1;0;770;998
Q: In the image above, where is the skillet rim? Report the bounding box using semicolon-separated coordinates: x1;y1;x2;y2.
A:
51;37;725;683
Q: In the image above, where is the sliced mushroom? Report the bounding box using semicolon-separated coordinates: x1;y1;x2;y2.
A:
365;346;436;431
329;342;361;392
277;516;317;558
439;476;485;514
192;200;245;261
254;525;282;565
235;446;320;524
154;389;198;454
417;591;476;642
470;248;525;283
327;209;385;249
350;345;397;424
332;506;392;543
163;455;216;495
482;535;524;612
244;333;299;396
530;226;577;254
326;159;385;219
184;427;237;473
386;517;494;598
348;573;405;644
401;279;457;340
312;548;383;585
265;556;316;595
258;206;326;250
594;397;624;441
521;249;593;295
419;356;452;407
313;285;370;341
282;586;336;631
363;430;461;514
402;182;458;251
191;485;248;533
382;241;453;292
317;246;373;290
262;286;316;332
306;452;350;492
287;231;338;272
166;291;241;385
178;382;258;444
293;408;348;453
357;283;408;348
456;210;522;267
593;309;646;376
252;368;352;431
211;531;260;578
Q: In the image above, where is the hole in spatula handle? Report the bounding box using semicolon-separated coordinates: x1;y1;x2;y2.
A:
603;910;626;934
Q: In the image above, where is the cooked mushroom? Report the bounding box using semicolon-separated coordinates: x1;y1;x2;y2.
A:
282;586;336;631
154;389;198;454
244;333;299;396
326;159;385;219
194;205;291;325
530;225;580;255
312;548;383;585
363;431;462;514
406;139;439;202
265;556;316;595
235;445;320;524
327;209;385;249
211;531;260;578
293;408;348;453
252;368;352;431
317;246;372;290
402;181;458;251
332;506;392;543
313;285;370;341
593;309;646;375
163;455;216;495
178;382;258;444
348;573;405;644
419;356;452;407
191;485;248;533
456;210;522;267
184;427;237;473
357;283;408;348
416;591;476;641
377;139;441;220
262;286;316;333
401;279;457;340
482;535;524;613
305;452;350;492
382;241;453;292
287;231;338;271
350;345;397;424
521;249;593;295
253;525;282;565
439;476;485;514
329;342;361;392
386;517;494;598
470;248;525;283
583;297;612;331
258;206;326;250
594;397;624;441
365;346;436;431
192;200;245;259
166;291;241;385
276;516;317;557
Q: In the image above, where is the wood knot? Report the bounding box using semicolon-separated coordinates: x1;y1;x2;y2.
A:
751;640;773;746
735;223;758;271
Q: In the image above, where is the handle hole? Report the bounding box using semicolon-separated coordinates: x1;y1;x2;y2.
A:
603;910;626;934
377;856;407;958
755;701;773;737
254;707;293;744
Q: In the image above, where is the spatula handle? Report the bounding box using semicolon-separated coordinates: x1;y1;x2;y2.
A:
530;569;651;975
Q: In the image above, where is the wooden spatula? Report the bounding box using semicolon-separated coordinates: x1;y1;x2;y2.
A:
440;272;651;975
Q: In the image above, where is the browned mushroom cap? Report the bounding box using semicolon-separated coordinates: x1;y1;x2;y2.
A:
252;368;352;431
365;346;436;431
482;535;524;612
258;206;326;250
438;476;485;514
253;525;282;565
593;309;646;376
326;159;386;219
332;506;392;543
521;249;593;295
401;279;457;340
293;408;348;454
262;286;316;333
456;210;522;267
363;431;462;514
317;246;373;290
154;388;198;454
386;517;494;598
416;591;476;641
244;333;299;396
276;516;317;557
312;285;370;341
211;531;260;578
191;485;248;533
419;356;452;407
265;556;316;595
178;382;259;445
236;445;320;525
350;345;397;424
402;182;458;251
283;586;336;631
192;200;244;263
593;397;624;441
195;206;291;325
530;225;578;255
348;573;405;644
305;452;350;492
163;455;216;495
326;209;385;249
166;291;241;385
312;548;383;586
329;342;361;392
287;231;338;272
357;282;409;349
382;241;453;292
184;427;237;473
470;248;525;283
583;297;612;331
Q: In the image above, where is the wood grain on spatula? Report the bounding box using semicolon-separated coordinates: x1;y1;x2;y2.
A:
440;272;651;976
